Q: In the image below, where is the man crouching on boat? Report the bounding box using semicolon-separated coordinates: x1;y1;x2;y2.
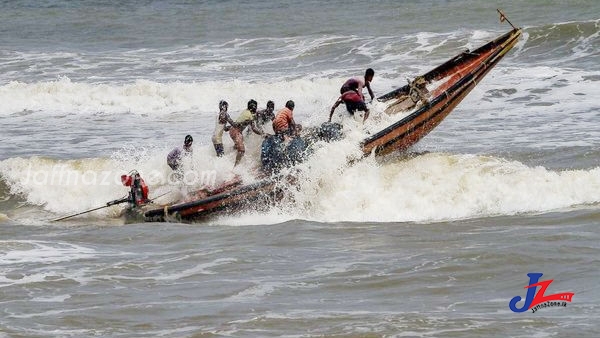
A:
272;100;297;140
340;68;375;102
329;80;370;123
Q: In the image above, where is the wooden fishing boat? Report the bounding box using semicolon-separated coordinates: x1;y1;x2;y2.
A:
137;176;282;222
128;14;521;222
362;26;521;156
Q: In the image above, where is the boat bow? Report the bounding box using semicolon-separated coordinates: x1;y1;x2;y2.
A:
362;28;522;156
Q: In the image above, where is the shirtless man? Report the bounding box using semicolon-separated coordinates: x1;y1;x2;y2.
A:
340;68;375;101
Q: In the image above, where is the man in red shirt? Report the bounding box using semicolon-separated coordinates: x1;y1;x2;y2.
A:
272;100;297;138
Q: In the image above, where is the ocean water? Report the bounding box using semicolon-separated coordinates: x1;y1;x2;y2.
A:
1;0;600;336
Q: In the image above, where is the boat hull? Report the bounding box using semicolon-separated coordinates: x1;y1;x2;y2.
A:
139;177;282;222
362;28;521;156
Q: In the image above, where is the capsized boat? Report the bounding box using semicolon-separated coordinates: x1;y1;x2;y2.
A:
362;25;522;156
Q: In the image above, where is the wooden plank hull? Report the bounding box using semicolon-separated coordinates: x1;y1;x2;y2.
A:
363;28;521;156
139;177;281;222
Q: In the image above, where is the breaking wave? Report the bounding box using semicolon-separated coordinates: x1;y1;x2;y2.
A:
2;146;600;224
1;18;599;224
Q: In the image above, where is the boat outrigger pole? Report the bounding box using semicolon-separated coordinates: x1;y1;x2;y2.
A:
50;197;128;222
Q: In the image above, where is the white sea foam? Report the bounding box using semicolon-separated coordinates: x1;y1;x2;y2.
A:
1;63;599;223
31;294;72;303
0;147;246;215
0;240;99;289
293;152;600;223
227;282;279;302
152;258;238;280
0;77;344;118
0;240;96;265
205;147;600;225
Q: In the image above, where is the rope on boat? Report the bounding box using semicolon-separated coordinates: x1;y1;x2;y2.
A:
407;76;429;104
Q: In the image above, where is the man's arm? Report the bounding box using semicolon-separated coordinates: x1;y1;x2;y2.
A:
250;121;264;136
329;97;342;122
366;82;375;101
223;112;238;128
289;116;297;134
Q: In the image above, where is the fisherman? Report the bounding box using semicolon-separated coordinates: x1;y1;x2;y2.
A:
256;100;275;126
272;100;297;139
340;68;375;102
229;99;264;166
212;100;237;157
120;170;150;207
167;135;193;171
51;170;151;222
329;80;370;122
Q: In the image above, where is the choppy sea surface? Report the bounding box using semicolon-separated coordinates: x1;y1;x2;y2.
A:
1;1;600;336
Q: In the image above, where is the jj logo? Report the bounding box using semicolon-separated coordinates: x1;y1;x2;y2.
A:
509;273;574;313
